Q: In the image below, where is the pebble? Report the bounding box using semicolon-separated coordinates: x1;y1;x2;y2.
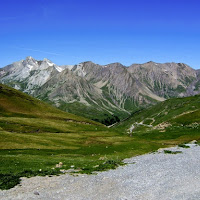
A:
33;191;39;195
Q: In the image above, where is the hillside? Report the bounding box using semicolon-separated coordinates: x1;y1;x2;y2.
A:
0;84;156;189
1;57;200;121
1;84;200;190
114;94;200;139
0;83;100;126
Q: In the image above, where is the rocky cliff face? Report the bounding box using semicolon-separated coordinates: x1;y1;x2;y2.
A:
0;57;199;120
0;57;60;94
128;61;198;98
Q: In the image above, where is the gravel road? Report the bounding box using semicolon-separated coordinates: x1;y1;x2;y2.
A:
1;144;200;200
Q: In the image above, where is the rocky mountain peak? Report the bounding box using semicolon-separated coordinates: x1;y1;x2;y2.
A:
106;62;125;68
0;57;200;121
43;58;52;62
81;61;95;65
25;56;35;61
42;58;54;66
147;61;155;64
23;56;38;66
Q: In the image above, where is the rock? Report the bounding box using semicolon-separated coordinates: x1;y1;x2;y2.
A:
34;191;39;195
56;162;63;168
189;140;197;144
56;164;60;168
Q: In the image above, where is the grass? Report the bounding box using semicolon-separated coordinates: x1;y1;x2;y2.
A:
0;129;165;190
0;84;100;125
0;84;200;190
113;94;200;134
0;169;61;190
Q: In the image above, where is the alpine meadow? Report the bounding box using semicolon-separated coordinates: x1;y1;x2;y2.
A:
1;0;200;199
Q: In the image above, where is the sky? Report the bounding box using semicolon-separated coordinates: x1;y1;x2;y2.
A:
0;0;200;69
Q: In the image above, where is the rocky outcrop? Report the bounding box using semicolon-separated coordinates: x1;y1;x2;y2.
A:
128;61;198;98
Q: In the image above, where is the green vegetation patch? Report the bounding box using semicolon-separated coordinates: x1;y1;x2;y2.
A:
163;150;182;154
178;144;190;148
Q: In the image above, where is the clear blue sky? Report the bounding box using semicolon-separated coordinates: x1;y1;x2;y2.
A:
0;0;200;69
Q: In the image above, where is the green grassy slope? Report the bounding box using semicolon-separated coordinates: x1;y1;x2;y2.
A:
114;94;200;143
0;84;161;189
1;83;200;190
0;84;101;125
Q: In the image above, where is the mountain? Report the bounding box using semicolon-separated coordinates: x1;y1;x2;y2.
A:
0;56;70;94
128;61;199;98
0;57;200;121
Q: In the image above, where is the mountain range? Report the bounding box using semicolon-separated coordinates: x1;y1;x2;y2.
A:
0;56;199;121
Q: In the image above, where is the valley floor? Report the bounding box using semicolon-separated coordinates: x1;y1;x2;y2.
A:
1;143;200;200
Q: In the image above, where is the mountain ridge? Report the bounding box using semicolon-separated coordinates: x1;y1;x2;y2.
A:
0;57;199;121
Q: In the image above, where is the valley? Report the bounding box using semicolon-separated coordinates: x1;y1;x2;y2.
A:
1;0;200;198
0;83;200;190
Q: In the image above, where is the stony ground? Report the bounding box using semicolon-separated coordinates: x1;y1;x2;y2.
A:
1;144;200;200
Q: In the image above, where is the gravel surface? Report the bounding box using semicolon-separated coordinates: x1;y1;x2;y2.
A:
1;144;200;200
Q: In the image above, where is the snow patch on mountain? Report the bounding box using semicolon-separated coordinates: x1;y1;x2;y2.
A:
55;66;64;72
54;65;74;72
14;85;21;90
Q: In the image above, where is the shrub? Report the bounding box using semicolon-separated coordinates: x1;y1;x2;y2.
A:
164;150;182;154
178;144;190;148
